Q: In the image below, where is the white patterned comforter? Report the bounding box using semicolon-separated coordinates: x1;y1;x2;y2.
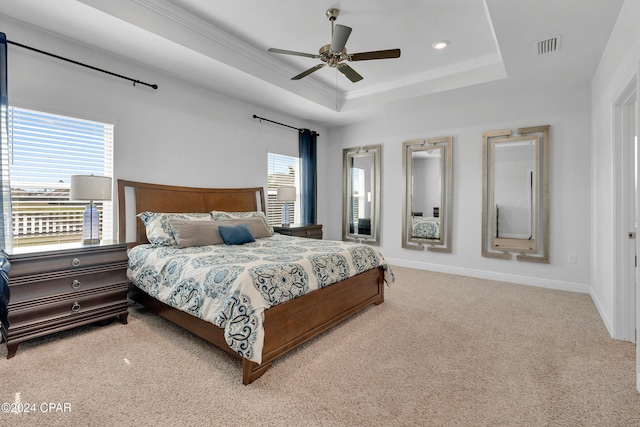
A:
127;234;394;364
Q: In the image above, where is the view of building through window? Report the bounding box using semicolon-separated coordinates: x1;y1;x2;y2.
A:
267;152;300;226
6;106;114;246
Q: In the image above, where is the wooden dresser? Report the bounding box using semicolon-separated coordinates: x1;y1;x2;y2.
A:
0;241;129;358
273;224;323;239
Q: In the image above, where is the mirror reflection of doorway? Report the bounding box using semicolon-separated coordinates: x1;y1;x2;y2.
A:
493;140;536;240
481;126;549;262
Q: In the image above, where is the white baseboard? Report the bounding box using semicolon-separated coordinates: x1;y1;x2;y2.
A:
385;257;590;294
590;289;614;337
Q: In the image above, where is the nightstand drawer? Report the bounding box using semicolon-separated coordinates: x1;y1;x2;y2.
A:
301;229;323;239
274;224;323;239
7;246;128;278
8;266;128;304
7;283;128;331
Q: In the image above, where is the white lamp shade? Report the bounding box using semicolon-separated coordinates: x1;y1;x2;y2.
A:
277;186;296;202
70;175;112;201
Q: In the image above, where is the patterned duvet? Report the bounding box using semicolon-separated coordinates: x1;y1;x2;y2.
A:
127;234;394;364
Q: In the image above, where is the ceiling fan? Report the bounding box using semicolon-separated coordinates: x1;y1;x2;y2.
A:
267;8;401;83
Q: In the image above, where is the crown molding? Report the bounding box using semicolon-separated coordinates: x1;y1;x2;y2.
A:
130;0;335;100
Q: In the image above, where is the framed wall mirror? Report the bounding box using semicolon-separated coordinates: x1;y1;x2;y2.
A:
402;136;453;252
342;145;381;245
482;125;550;262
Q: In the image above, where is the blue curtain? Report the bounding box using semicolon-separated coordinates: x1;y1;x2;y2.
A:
0;32;11;248
299;129;317;224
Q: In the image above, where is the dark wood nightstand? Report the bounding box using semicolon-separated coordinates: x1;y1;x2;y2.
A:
0;241;129;358
273;224;323;239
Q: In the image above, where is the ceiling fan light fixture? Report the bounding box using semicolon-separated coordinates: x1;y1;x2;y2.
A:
267;8;401;83
432;40;449;50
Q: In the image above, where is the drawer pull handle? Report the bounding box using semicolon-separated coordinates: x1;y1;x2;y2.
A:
71;302;81;312
71;258;81;267
71;280;81;289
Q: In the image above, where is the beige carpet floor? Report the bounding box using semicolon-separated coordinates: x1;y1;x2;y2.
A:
1;266;639;426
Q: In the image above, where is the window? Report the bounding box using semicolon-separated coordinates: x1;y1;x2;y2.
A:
267;152;300;226
7;106;113;246
351;167;364;223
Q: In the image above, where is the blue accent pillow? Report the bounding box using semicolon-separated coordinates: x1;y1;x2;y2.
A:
218;224;256;245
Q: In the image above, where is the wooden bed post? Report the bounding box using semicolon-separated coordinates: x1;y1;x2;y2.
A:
242;360;273;385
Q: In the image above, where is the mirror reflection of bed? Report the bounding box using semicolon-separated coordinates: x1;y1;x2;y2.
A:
410;213;440;240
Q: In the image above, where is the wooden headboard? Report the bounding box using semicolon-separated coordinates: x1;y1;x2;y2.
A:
117;179;266;246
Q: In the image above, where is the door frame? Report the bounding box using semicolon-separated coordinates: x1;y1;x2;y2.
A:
636;67;640;393
613;76;637;344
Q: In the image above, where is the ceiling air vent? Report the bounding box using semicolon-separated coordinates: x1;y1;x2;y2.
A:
537;36;561;55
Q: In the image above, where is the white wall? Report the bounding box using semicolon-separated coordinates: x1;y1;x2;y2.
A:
1;17;328;232
591;0;640;335
326;78;592;293
6;4;637;314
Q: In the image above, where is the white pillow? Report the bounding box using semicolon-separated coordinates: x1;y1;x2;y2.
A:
210;210;273;236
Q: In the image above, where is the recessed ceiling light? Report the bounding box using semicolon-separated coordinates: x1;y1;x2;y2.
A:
432;40;449;50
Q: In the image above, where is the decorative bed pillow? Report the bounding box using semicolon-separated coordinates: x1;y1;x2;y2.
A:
137;212;212;247
218;224;255;245
169;219;225;248
210;210;273;235
169;217;271;248
216;217;272;239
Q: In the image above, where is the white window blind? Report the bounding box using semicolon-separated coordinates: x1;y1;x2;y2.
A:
351;167;364;223
8;106;114;247
267;152;300;226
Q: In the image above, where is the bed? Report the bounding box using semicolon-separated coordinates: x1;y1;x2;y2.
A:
411;216;440;239
118;180;393;384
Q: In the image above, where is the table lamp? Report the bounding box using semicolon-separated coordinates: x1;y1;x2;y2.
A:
70;175;112;244
277;186;296;227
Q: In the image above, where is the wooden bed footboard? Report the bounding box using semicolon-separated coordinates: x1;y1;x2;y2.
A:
245;266;384;384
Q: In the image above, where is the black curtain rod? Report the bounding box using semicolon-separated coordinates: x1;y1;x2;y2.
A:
7;40;158;90
252;114;319;136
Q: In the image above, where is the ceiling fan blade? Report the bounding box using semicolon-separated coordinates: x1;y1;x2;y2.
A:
268;48;319;59
291;64;326;80
337;63;363;83
349;49;401;61
330;24;352;52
